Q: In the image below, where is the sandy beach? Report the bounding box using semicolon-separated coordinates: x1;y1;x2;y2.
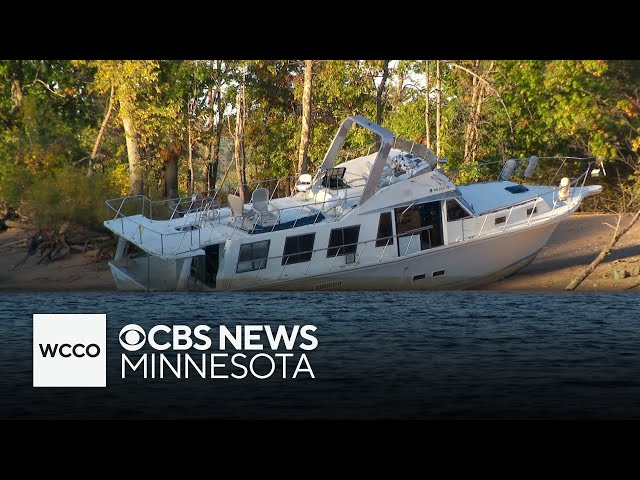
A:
1;213;639;292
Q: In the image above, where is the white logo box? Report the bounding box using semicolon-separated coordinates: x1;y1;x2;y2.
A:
33;314;106;387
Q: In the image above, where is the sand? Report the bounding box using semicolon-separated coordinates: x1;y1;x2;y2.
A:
1;213;639;292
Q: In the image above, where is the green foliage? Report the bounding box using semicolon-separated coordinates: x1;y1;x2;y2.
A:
21;165;117;229
384;95;426;143
1;58;640;229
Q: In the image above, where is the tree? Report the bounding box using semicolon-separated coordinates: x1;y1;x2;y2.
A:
202;60;227;192
234;67;248;202
92;60;180;197
375;60;390;125
87;83;115;177
425;60;431;149
8;60;24;118
297;60;314;174
436;60;442;158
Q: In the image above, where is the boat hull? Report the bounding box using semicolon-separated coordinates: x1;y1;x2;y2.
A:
226;219;560;291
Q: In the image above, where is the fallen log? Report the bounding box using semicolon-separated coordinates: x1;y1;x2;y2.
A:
565;207;640;290
4;219;30;230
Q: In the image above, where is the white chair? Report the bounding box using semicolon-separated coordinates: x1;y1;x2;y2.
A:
251;188;279;226
295;174;313;192
228;194;254;229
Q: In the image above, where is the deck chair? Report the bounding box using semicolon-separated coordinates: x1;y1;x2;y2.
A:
295;173;313;192
228;194;255;229
251;188;279;227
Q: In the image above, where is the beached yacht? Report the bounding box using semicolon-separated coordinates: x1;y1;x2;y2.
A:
103;115;603;291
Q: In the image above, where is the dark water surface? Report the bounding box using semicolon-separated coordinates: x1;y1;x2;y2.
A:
1;291;639;420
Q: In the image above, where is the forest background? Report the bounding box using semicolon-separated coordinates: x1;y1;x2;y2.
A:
1;60;639;231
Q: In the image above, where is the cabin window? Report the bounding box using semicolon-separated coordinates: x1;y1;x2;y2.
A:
495;216;506;225
327;225;361;257
282;233;316;265
394;202;444;254
446;199;471;221
236;240;270;273
526;206;538;216
375;212;394;247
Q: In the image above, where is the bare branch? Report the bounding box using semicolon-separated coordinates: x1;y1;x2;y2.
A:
447;62;514;134
35;78;65;98
88;83;115;176
24;61;44;88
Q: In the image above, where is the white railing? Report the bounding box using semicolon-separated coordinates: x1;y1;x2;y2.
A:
105;172;369;256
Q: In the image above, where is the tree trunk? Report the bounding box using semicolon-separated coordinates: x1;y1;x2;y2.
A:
201;84;217;192
463;70;480;164
159;142;180;199
209;61;224;191
187;113;195;193
88;83;115;177
120;97;143;196
395;65;404;105
209;88;223;190
436;60;442;158
202;86;214;193
463;61;494;164
425;59;431;149
201;75;223;193
9;61;24;117
470;80;487;163
375;60;390;125
297;59;314;175
165;155;179;199
234;78;247;202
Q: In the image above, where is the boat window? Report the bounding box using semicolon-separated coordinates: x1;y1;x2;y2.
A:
394;202;444;252
526;206;538;216
282;233;316;265
446;199;471;221
495;216;506;225
375;212;394;247
327;225;360;257
236;240;270;273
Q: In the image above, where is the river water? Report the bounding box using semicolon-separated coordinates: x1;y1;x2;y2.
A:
1;291;639;419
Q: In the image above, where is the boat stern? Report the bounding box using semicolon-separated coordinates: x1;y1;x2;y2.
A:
106;237;195;291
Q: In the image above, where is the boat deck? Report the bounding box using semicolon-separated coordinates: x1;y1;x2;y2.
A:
104;186;364;258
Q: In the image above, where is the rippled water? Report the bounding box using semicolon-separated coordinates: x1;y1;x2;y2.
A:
1;291;639;419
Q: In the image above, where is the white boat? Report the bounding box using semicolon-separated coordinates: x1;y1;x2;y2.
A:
103;115;603;291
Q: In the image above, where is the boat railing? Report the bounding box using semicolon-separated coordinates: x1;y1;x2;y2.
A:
105;173;306;222
448;155;600;188
470;161;597;240
105;183;364;257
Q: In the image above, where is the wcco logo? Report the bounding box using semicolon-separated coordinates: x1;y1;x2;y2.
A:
33;314;106;387
39;343;101;358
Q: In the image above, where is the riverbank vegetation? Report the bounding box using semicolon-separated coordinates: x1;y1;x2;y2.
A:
1;60;639;231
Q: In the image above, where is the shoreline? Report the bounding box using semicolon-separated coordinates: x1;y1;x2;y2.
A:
1;213;639;293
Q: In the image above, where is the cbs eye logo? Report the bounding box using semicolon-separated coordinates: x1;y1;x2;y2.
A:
119;324;146;351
